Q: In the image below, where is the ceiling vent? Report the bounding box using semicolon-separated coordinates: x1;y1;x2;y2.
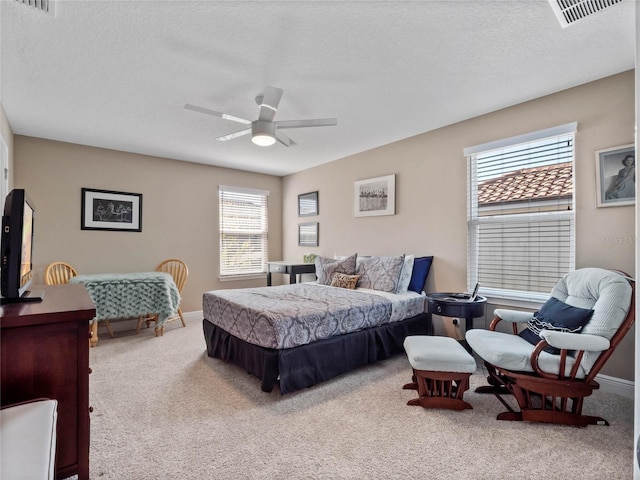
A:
548;0;623;28
14;0;55;16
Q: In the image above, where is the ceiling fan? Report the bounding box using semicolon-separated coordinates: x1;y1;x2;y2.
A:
185;86;337;147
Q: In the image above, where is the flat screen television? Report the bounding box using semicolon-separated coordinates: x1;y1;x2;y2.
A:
1;188;43;303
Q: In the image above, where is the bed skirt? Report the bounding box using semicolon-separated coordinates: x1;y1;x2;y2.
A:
202;312;432;394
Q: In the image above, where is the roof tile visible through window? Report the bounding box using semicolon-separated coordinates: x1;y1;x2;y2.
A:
478;162;572;205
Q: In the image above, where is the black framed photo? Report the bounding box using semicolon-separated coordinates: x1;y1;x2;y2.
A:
298;191;319;216
298;222;319;247
81;188;142;232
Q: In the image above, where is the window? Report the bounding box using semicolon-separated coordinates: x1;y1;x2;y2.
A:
219;186;269;278
465;123;577;303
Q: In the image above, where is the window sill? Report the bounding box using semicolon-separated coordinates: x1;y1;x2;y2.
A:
480;289;547;310
218;273;266;283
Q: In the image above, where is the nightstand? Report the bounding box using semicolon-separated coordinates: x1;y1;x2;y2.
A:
266;261;316;286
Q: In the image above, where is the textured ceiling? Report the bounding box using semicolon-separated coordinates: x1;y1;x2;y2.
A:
0;0;635;176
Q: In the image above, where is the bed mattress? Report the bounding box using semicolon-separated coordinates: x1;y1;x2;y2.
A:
202;283;426;350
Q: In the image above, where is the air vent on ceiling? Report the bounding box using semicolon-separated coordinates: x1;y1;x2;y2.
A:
14;0;55;15
548;0;623;28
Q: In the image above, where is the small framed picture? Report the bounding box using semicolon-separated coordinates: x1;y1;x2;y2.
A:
595;144;635;208
81;188;143;231
298;191;319;216
298;222;319;247
354;174;395;217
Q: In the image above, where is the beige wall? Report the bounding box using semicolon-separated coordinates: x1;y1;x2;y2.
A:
283;70;636;381
1;104;14;189
12;137;283;312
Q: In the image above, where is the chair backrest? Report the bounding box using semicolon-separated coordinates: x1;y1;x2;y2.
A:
156;259;188;293
550;267;634;379
44;262;78;285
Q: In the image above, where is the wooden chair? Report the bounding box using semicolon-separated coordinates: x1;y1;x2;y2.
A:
44;261;78;285
136;259;188;333
466;268;635;427
44;261;113;339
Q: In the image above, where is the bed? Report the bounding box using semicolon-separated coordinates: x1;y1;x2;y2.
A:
202;254;434;394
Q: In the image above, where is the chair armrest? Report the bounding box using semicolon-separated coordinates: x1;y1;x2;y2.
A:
494;309;533;323
490;309;533;332
539;330;610;352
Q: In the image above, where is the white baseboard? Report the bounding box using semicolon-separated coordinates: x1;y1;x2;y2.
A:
596;373;634;399
184;310;203;321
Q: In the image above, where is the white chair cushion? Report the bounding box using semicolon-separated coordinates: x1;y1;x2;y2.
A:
466;329;587;379
552;268;631;339
550;267;632;374
1;399;58;480
404;336;476;373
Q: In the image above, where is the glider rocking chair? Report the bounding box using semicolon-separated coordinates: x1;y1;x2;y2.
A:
466;268;635;427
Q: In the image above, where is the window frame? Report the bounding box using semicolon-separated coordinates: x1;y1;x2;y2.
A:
218;185;269;280
465;123;577;304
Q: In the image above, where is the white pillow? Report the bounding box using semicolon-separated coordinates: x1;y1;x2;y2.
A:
396;255;415;293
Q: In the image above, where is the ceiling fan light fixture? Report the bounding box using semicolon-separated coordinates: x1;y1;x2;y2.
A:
251;121;276;146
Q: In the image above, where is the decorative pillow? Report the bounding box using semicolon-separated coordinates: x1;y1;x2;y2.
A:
330;273;360;290
396;255;415;293
356;255;405;293
315;254;357;285
408;256;433;293
518;296;594;354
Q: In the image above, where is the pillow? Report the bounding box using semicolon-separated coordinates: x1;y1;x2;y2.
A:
396;255;415;293
408;256;433;293
356;255;405;293
330;273;360;290
315;254;357;285
518;296;594;354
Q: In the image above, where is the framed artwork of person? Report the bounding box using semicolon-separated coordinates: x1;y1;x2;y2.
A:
595;144;635;208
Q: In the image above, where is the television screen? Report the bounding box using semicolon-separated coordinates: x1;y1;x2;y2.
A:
20;200;34;288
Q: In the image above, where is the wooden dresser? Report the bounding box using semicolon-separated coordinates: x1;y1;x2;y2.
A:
1;283;96;480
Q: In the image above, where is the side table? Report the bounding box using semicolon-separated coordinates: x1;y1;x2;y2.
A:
266;261;316;286
426;292;487;351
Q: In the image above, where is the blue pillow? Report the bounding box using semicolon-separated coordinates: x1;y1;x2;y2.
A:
518;296;594;354
408;256;433;293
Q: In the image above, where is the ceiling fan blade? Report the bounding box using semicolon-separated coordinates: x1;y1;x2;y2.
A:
216;128;251;142
185;104;251;125
258;86;283;122
275;118;338;129
276;131;297;147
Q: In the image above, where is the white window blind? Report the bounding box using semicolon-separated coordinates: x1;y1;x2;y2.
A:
219;186;269;277
466;124;576;302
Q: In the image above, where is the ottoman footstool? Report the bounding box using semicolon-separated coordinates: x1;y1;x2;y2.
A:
403;336;476;410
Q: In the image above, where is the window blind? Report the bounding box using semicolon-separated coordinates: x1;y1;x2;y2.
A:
219;186;269;277
467;126;576;301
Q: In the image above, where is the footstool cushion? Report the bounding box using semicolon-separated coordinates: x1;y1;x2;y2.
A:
403;336;476;410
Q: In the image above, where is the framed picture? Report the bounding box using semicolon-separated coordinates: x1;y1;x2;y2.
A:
298;222;319;247
81;188;143;231
595;144;635;208
354;174;395;217
298;191;319;216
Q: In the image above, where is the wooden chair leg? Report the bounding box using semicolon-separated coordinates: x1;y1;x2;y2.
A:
178;307;186;327
89;320;99;348
103;320;114;338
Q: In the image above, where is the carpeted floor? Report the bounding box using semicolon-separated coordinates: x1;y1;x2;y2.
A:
88;314;634;479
